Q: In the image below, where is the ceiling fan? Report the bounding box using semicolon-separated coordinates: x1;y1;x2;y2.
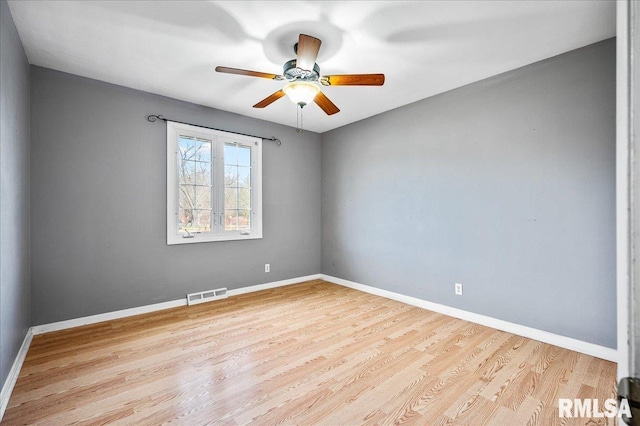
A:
215;34;385;116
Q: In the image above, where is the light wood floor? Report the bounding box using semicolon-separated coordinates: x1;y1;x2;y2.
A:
3;280;616;425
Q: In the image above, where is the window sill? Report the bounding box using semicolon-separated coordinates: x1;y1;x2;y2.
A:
167;232;263;245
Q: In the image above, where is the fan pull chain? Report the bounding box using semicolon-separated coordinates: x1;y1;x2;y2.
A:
296;104;304;134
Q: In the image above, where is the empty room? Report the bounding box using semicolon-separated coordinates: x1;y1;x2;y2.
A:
1;1;639;425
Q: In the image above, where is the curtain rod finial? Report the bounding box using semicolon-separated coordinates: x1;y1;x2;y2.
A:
147;114;164;122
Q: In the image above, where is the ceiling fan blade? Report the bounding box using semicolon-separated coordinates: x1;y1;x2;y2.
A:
216;66;281;80
314;91;340;115
253;90;286;108
296;34;321;71
320;74;385;86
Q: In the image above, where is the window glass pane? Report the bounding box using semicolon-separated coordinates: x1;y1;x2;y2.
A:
179;185;195;209
225;165;237;187
195;186;211;210
194;210;211;232
238;188;251;210
224;143;237;165
195;139;212;162
195;162;211;186
238;209;251;229
179;160;195;184
179;136;195;158
179;209;194;230
225;210;238;231
225;188;238;209
237;166;251;188
238;145;251;167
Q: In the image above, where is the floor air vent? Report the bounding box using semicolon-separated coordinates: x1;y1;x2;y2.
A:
187;288;228;306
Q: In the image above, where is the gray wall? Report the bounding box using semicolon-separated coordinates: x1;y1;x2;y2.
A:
30;67;321;325
0;0;30;389
321;39;616;348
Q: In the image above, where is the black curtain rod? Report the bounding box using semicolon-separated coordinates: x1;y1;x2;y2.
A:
146;115;282;146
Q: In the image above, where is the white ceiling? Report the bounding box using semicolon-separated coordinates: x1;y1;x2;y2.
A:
7;1;615;133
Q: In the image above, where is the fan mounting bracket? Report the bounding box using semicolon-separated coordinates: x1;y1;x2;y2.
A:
282;59;320;83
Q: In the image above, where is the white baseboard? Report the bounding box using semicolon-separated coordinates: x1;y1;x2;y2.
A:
320;274;618;363
0;328;33;422
227;274;322;296
31;299;188;335
31;274;323;335
30;273;616;362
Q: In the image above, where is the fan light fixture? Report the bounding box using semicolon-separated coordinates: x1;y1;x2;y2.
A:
282;81;320;107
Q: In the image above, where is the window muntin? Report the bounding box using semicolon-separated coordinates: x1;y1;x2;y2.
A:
167;122;262;244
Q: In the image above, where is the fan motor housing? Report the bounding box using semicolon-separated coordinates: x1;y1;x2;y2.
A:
283;59;320;82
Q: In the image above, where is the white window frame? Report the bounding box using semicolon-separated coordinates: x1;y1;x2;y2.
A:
167;121;262;245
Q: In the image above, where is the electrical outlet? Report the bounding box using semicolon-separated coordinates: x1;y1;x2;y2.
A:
455;283;463;296
265;263;270;273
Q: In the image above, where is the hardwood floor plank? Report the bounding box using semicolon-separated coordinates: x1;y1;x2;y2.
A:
2;280;616;425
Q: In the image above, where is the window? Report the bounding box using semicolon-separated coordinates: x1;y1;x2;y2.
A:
167;122;262;244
